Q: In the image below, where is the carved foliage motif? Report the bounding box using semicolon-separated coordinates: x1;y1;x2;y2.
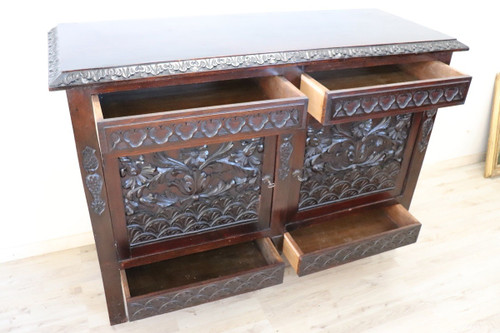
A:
105;108;301;152
127;265;284;321
48;30;468;88
278;134;294;181
119;138;265;246
299;225;420;275
418;110;437;152
331;83;468;119
82;146;105;215
299;115;412;210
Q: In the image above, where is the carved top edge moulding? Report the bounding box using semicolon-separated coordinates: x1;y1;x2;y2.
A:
48;9;468;89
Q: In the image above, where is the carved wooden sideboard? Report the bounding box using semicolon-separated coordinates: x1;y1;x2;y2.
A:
48;10;470;325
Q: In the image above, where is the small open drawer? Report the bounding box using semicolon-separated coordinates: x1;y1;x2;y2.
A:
122;238;284;321
94;76;307;154
300;61;471;125
283;204;421;276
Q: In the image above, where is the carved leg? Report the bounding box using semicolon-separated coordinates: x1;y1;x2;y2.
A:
66;88;127;325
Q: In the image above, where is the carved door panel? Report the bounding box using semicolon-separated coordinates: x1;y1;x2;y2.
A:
106;136;276;258
295;114;417;216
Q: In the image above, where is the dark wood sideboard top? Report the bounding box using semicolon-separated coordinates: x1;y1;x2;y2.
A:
48;9;468;90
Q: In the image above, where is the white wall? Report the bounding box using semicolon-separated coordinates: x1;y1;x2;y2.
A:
0;1;496;262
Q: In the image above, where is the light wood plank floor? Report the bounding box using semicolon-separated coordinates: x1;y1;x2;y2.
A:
2;162;500;333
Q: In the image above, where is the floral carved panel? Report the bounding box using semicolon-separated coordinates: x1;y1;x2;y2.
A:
119;138;266;246
299;114;413;210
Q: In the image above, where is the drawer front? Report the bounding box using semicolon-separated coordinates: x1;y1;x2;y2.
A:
94;76;308;155
301;61;471;125
326;80;469;121
283;204;421;276
123;238;284;321
98;102;306;154
298;114;414;212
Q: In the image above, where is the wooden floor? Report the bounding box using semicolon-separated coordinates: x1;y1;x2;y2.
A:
2;162;500;332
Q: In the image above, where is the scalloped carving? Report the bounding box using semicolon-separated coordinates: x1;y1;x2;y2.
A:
123;129;147;148
149;126;172;144
330;82;469;119
127;265;284;321
103;108;301;153
298;225;420;275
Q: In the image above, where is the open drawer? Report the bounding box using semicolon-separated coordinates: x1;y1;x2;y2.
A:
94;76;308;154
122;238;284;321
300;61;471;125
283;204;421;276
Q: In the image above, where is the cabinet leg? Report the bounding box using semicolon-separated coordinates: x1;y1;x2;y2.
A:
67;88;127;325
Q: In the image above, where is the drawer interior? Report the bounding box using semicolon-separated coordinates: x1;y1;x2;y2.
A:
307;61;466;91
283;204;421;275
99;76;302;119
288;207;401;253
124;238;280;297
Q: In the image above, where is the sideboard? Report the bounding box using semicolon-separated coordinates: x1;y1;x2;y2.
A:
48;9;470;324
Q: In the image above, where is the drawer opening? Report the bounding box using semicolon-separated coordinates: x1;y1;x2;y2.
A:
300;61;471;124
283;204;421;276
124;238;281;298
307;61;466;91
98;76;303;119
288;207;400;254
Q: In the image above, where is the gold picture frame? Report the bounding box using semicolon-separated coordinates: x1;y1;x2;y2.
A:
485;73;500;177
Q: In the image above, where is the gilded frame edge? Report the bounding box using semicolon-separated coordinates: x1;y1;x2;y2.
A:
485;73;500;177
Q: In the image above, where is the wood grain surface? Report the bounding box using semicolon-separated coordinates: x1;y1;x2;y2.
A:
53;10;453;73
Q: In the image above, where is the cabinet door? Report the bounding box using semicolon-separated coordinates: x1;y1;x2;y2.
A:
293;113;419;220
105;135;277;257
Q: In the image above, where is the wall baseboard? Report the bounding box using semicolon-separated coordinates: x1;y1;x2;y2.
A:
421;153;485;175
0;232;94;264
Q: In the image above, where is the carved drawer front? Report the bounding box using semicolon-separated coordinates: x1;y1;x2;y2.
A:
300;61;471;125
122;238;284;321
283;204;421;276
298;114;413;212
93;76;307;155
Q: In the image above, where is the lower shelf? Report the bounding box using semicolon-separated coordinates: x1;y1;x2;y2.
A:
122;238;284;321
283;204;421;276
